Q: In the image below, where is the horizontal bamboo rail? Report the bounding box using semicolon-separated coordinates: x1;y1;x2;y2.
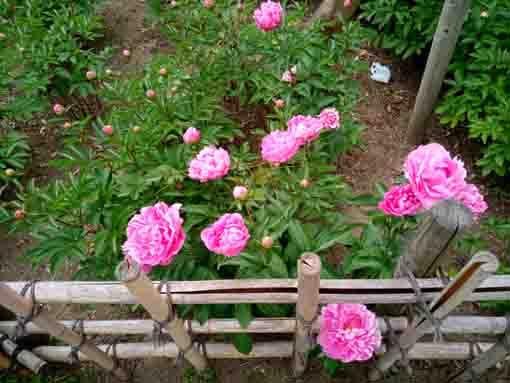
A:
32;341;498;362
5;275;510;305
1;316;507;337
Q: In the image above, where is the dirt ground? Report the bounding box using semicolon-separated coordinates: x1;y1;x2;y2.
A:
1;0;509;382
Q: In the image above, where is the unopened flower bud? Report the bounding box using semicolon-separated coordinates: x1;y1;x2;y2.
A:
53;103;65;115
233;186;248;200
63;121;72;129
122;49;131;57
5;168;15;177
132;125;141;134
261;236;274;249
300;179;310;188
102;125;113;135
146;89;156;98
159;68;168;76
15;209;25;220
86;70;97;80
274;99;285;109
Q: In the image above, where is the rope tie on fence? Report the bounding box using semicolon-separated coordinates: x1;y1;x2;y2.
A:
502;315;510;353
175;320;208;368
105;337;129;381
153;281;175;347
401;262;444;342
437;266;451;286
68;319;87;365
383;317;412;376
296;310;319;347
467;341;484;382
15;280;43;340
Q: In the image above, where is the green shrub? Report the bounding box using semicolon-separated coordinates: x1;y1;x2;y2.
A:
0;130;30;196
0;0;108;120
361;0;510;176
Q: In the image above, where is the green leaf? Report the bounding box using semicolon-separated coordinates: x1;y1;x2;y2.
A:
267;254;288;278
288;220;309;252
232;333;252;355
235;304;252;329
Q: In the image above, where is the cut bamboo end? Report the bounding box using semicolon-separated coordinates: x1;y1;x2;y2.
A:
472;251;500;274
299;253;321;277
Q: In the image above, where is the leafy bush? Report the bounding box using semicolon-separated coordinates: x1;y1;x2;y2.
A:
0;0;108;120
361;0;510;176
0;130;30;196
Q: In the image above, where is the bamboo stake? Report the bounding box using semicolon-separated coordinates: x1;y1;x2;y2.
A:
407;0;472;145
370;251;499;381
0;283;128;381
2;316;508;337
115;260;207;371
5;276;510;305
447;324;510;382
395;199;474;278
293;253;321;376
0;334;48;373
32;341;499;362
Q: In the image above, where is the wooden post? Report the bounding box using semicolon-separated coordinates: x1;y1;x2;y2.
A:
394;199;474;278
0;283;128;381
407;0;471;145
370;251;499;381
0;334;48;373
447;326;510;382
116;260;208;371
292;253;321;376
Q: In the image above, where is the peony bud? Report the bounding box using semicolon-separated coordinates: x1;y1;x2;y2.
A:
146;89;156;98
122;49;131;57
53;103;65;115
102;125;113;135
343;0;352;7
86;70;97;80
300;179;310;188
170;0;177;7
274;99;285;109
261;236;273;249
159;68;168;76
175;182;184;190
183;127;200;144
63;121;72;129
0;33;5;40
233;186;249;200
5;168;15;177
132;125;141;134
203;0;214;7
480;11;488;17
105;69;113;75
290;65;297;75
15;209;25;220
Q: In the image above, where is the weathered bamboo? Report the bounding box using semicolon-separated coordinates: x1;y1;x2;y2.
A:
370;252;499;381
447;324;510;382
2;316;507;337
293;253;321;376
0;334;47;373
5;276;510;305
395;199;474;278
407;0;472;145
115;260;207;371
32;341;497;362
0;283;128;380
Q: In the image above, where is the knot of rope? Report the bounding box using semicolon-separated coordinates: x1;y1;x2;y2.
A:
152;281;175;348
68;318;87;365
15;280;43;340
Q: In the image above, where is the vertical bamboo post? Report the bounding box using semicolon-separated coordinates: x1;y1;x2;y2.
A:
0;334;48;373
116;261;208;371
447;327;510;382
370;251;499;381
0;283;128;381
293;253;321;377
394;199;474;278
407;0;471;145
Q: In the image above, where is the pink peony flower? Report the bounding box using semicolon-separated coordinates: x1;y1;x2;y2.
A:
183;127;201;144
53;103;64;115
455;184;488;218
318;303;382;363
253;1;283;32
287;115;323;145
319;108;340;129
233;186;249;200
201;213;250;257
261;130;300;165
188;146;230;182
404;143;467;209
378;184;423;216
281;70;295;84
203;0;214;8
122;202;186;273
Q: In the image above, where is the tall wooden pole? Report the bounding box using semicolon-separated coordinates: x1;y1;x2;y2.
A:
292;253;321;376
0;283;128;380
407;0;471;145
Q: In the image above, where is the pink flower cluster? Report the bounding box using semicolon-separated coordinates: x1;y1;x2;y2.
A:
318;304;382;363
261;107;340;165
123;204;252;273
379;143;488;217
201;213;250;257
253;1;283;32
122;202;186;273
188;146;230;182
